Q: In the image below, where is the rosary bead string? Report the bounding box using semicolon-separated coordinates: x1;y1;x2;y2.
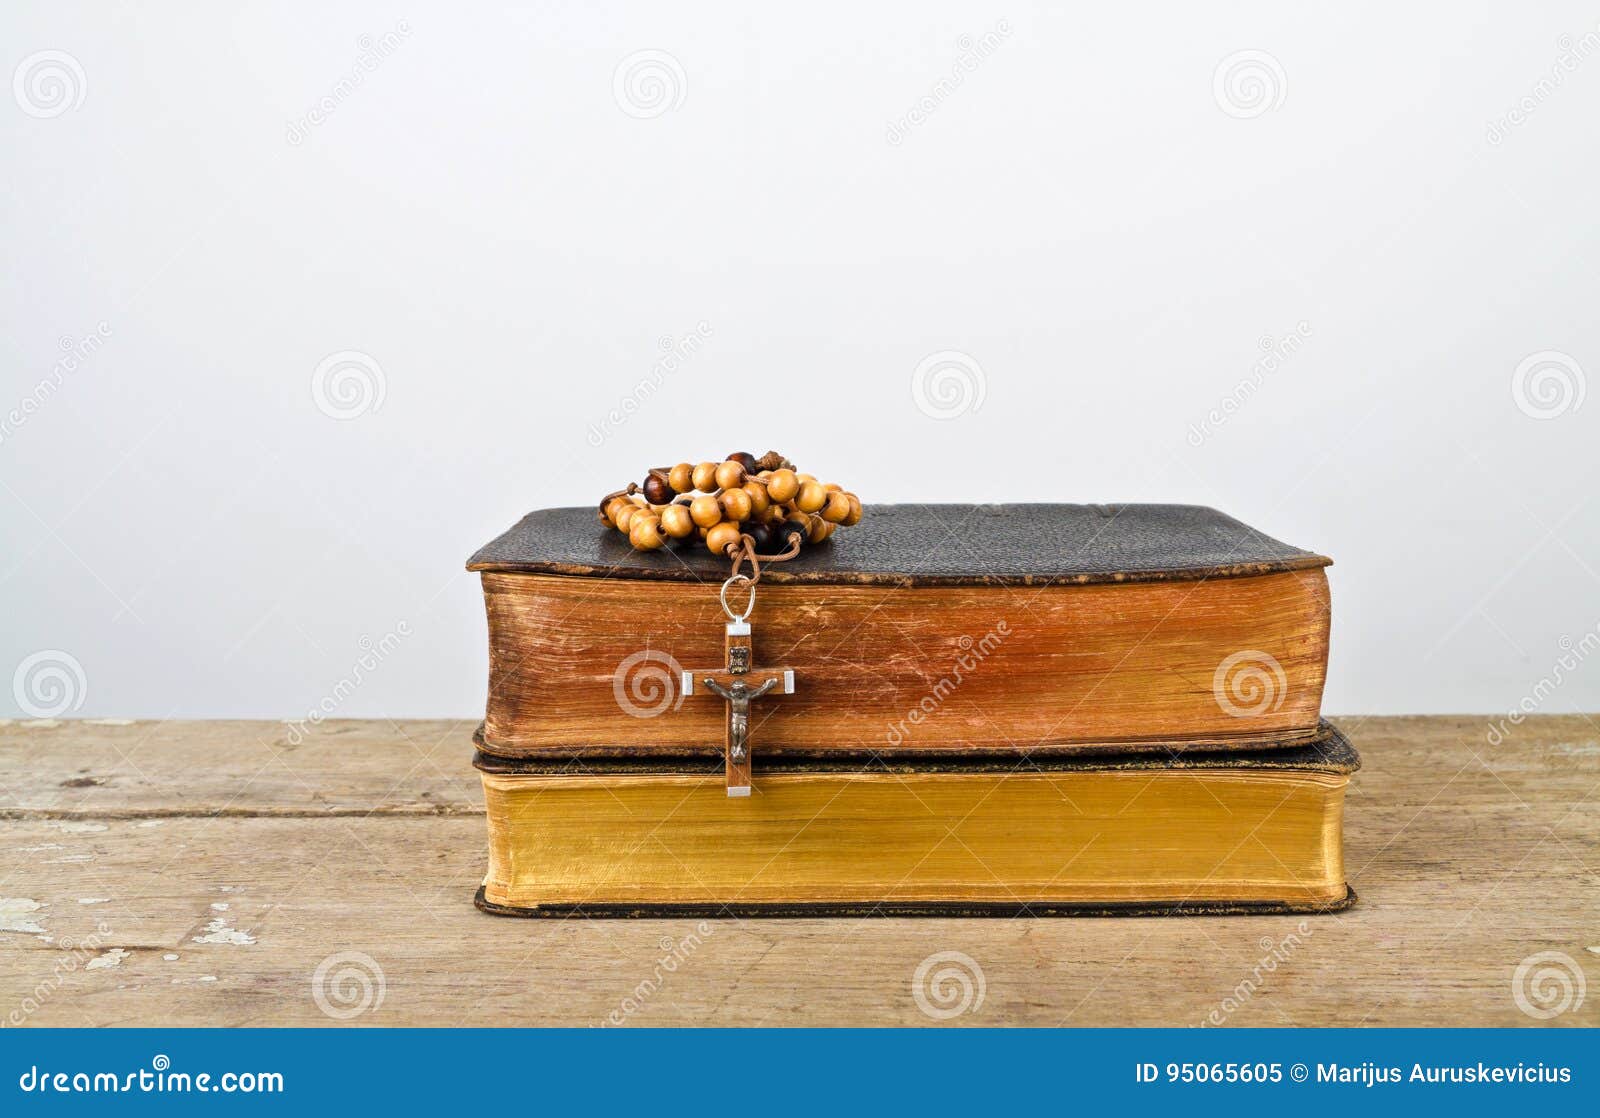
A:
597;451;861;568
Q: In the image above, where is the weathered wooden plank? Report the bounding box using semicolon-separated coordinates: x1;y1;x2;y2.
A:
1;715;1597;1026
0;719;483;816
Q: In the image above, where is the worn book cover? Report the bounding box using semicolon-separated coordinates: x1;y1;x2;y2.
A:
469;503;1333;760
474;726;1357;916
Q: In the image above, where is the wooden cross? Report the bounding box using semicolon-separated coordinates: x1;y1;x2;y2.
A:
679;620;794;797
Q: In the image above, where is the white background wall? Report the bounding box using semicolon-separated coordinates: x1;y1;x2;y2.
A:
3;1;1597;721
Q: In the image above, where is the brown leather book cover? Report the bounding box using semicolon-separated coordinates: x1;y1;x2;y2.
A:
468;504;1332;761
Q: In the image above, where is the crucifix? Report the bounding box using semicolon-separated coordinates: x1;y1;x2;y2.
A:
679;607;794;797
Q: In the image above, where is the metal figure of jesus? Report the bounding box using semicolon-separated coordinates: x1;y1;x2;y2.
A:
679;620;794;796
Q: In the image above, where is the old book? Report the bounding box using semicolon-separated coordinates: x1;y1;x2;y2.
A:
474;728;1357;915
468;504;1332;761
467;502;1351;916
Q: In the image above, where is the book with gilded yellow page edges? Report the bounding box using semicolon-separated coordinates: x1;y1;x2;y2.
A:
466;503;1356;915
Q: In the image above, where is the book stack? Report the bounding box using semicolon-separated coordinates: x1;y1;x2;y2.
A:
467;504;1354;916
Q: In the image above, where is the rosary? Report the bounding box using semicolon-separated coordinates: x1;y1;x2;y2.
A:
597;451;863;795
598;450;861;557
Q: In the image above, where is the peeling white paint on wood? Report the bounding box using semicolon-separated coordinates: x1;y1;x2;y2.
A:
48;854;94;863
22;719;61;729
192;917;254;946
0;898;47;935
54;821;108;833
85;719;135;726
17;844;63;853
77;897;110;904
211;902;229;911
1551;741;1600;755
163;953;179;961
136;820;164;828
86;948;131;970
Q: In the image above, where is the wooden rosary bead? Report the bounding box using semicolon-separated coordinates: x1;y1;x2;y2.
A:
642;473;673;505
692;461;719;492
795;480;828;513
714;460;746;490
821;490;852;523
684;495;723;531
629;514;664;550
766;469;799;502
667;462;694;493
742;480;770;516
744;520;777;553
842;493;863;526
718;487;752;522
727;451;759;475
614;504;639;532
705;521;741;556
807;515;834;543
689;495;723;529
659;504;694;539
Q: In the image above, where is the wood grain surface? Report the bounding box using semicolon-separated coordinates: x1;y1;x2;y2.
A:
2;715;1596;1027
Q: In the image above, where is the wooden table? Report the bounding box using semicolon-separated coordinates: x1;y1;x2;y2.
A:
2;715;1595;1027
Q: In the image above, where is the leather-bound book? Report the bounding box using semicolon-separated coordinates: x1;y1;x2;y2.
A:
467;503;1354;915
